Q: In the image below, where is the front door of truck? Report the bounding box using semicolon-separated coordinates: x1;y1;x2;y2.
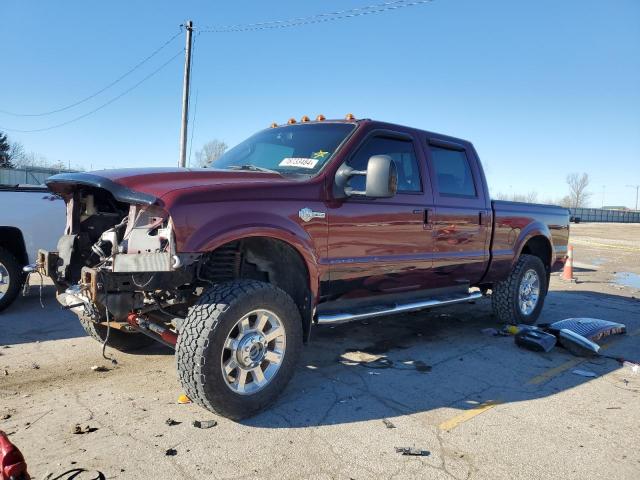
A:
326;130;435;301
423;137;491;287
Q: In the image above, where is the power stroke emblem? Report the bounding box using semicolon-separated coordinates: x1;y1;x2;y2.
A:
298;208;326;223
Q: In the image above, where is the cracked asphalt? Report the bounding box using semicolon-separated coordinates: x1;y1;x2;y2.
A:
1;223;639;479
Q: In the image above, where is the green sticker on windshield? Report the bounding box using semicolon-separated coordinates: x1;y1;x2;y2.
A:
312;150;329;160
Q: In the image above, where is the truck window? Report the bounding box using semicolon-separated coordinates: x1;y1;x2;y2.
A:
429;146;477;197
347;136;422;193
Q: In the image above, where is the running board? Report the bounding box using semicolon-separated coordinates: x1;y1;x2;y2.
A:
316;292;483;325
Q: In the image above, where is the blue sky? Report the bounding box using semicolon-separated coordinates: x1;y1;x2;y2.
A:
1;0;639;207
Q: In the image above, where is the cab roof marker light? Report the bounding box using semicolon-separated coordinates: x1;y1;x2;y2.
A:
300;115;310;123
316;114;326;121
287;118;297;124
345;113;356;121
270;122;278;128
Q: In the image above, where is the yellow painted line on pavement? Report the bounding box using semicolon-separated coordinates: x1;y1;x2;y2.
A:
438;400;503;431
527;328;640;385
527;358;584;385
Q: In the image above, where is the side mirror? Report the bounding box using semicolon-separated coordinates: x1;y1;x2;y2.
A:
365;155;397;198
334;155;398;199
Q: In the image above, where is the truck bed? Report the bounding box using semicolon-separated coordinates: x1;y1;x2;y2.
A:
485;200;570;282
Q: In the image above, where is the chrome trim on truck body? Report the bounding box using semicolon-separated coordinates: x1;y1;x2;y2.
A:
317;292;484;325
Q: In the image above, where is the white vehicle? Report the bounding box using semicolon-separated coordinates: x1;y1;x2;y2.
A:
0;185;66;311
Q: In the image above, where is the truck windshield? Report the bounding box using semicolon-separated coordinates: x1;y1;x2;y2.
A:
212;123;356;175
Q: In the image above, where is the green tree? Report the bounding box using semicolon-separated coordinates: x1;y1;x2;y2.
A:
0;131;15;168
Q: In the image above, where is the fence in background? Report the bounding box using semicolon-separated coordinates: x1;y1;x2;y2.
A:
0;167;75;186
570;207;640;223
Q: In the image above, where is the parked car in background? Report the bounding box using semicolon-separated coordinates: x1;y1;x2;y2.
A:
37;116;569;419
0;185;66;311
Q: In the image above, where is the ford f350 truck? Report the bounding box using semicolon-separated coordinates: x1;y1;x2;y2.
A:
36;116;569;419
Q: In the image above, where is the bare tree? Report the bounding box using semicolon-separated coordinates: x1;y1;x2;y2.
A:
566;173;591;208
194;139;228;168
8;141;25;165
494;190;539;203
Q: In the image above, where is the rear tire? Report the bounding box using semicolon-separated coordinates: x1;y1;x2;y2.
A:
176;280;302;420
78;313;155;352
0;246;24;313
492;254;547;325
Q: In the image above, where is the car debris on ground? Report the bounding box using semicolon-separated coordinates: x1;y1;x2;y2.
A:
192;419;218;429
510;318;627;358
71;424;98;435
395;447;430;456
165;418;180;426
91;365;110;372
382;418;396;429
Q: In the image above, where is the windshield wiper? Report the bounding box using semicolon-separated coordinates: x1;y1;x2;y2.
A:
227;164;280;175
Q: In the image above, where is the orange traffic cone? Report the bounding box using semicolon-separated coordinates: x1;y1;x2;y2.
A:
562;245;575;282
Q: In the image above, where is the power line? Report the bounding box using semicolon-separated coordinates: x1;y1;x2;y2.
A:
0;49;184;133
0;30;183;117
198;0;433;33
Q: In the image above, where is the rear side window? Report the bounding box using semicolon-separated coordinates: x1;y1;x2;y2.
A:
347;136;422;193
429;146;477;197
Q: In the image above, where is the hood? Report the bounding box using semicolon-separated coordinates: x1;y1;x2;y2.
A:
46;167;292;205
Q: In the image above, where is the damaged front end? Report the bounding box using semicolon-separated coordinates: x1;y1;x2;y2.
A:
38;173;200;347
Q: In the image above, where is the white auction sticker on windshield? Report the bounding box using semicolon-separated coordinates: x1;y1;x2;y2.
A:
279;157;319;169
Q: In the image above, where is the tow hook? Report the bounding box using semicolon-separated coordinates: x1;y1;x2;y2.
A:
126;312;178;348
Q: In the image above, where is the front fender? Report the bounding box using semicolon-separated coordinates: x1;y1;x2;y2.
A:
173;205;326;300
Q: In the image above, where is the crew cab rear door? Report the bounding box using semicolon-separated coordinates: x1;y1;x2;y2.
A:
326;128;435;300
422;137;491;286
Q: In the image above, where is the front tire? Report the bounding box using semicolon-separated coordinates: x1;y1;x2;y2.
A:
176;280;302;420
0;246;24;313
492;254;548;325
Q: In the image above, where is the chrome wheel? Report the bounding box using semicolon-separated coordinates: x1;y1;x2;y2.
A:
519;269;540;315
0;262;10;301
221;309;286;395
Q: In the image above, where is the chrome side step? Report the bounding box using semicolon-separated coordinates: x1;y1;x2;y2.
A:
316;292;483;325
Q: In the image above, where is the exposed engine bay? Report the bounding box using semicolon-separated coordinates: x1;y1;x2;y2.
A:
38;187;202;344
37;181;310;350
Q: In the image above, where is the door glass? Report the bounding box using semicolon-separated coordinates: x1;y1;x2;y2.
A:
347;136;422;193
429;146;477;197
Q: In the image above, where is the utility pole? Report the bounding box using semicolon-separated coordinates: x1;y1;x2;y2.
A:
627;184;640;211
179;20;194;168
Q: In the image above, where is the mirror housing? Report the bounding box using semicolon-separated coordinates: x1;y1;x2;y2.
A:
364;155;397;198
334;155;398;199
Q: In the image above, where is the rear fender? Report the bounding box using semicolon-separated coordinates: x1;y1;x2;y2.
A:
512;222;554;269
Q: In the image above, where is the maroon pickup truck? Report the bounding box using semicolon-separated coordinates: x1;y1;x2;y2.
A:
38;116;569;419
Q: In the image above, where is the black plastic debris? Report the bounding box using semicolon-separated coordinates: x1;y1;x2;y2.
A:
545;318;626;341
515;328;556;352
192;419;218;429
71;424;98;434
165;418;180;426
395;447;430;456
165;448;177;456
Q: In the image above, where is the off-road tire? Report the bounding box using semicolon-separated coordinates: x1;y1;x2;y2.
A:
0;246;24;313
176;280;303;420
492;254;548;325
78;313;155;352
